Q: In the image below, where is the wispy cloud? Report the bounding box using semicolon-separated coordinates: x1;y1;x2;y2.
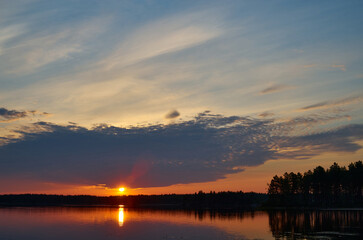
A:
331;64;346;71
299;96;363;111
275;124;363;159
0;17;110;74
259;84;294;95
103;10;222;69
303;64;317;69
0;24;24;55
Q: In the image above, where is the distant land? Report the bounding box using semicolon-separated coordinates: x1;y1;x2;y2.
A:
0;192;267;210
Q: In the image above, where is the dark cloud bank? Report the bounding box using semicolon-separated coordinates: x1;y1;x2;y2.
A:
0;112;362;188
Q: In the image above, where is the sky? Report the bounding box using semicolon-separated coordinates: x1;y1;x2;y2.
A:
0;0;362;195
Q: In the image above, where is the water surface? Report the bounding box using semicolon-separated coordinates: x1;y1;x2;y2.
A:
0;207;361;239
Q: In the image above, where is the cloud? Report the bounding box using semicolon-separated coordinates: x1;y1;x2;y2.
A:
0;17;110;74
331;64;346;71
165;110;180;119
0;107;27;122
303;64;317;69
0;24;24;55
299;96;363;111
259;84;294;95
275;124;363;159
0;112;362;189
103;10;222;69
258;112;274;118
0;107;49;122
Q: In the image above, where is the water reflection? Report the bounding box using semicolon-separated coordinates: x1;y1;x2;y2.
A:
0;207;361;240
118;206;124;227
269;210;362;239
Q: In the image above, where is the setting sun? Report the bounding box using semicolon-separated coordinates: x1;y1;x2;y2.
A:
119;187;125;193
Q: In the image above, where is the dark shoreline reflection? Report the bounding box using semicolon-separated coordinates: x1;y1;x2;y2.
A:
129;208;261;220
0;207;361;240
268;210;363;239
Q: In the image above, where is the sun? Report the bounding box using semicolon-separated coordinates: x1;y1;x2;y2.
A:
119;187;126;193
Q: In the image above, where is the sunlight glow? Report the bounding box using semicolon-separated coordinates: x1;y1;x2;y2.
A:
118;206;124;227
119;187;125;192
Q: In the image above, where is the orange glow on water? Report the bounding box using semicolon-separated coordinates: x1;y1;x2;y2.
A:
0;207;273;239
118;206;124;227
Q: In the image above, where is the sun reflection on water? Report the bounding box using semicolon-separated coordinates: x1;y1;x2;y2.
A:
118;205;124;227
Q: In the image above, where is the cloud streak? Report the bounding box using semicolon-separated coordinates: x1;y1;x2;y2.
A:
0;17;110;74
104;10;222;69
299;96;363;111
259;84;294;95
0;24;24;55
331;64;346;71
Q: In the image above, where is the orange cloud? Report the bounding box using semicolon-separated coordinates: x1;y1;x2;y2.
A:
331;64;346;71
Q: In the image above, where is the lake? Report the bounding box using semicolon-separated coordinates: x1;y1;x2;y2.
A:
0;207;361;239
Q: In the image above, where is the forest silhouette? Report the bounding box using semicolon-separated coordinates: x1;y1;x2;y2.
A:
267;161;362;207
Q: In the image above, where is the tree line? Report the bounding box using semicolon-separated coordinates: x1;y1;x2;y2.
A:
0;191;267;210
267;161;363;207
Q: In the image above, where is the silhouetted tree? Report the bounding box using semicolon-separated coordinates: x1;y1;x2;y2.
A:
267;161;363;207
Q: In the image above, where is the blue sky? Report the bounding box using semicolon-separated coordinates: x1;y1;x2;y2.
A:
0;0;362;194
